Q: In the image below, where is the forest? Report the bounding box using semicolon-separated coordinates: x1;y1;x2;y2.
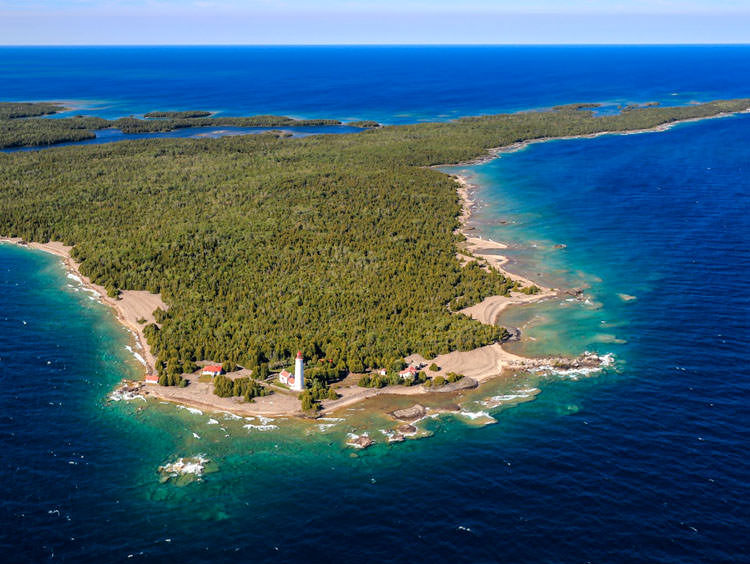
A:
1;98;748;377
0;102;67;119
0;103;344;149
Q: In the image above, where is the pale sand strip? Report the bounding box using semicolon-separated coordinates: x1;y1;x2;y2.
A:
0;237;165;374
139;373;303;417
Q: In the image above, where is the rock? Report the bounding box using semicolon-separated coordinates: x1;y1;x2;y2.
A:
501;326;522;342
441;377;478;392
391;404;426;421
346;434;374;449
387;433;405;443
396;424;417;435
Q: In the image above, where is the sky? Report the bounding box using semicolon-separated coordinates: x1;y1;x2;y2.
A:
1;0;749;45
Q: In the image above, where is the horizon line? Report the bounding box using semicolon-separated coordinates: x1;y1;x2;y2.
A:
2;42;750;47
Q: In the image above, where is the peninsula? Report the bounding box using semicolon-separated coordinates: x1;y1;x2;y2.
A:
2;98;748;418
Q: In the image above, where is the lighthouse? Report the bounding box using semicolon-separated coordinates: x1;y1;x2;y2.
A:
292;351;304;391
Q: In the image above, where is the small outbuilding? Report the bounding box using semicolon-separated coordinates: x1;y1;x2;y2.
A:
145;374;159;384
278;369;295;387
201;365;223;378
399;366;419;379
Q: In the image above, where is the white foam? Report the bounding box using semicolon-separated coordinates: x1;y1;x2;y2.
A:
109;389;146;402
207;418;219;425
531;352;616;380
124;345;146;365
483;387;540;405
243;423;278;432
458;410;496;423
66;273;83;284
220;411;241;420
177;405;203;416
159;455;208;477
192;432;201;439
317;424;336;432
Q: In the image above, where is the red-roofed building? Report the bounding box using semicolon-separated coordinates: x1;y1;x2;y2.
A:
278;369;295;387
399;366;419;379
145;374;159;384
201;365;223;377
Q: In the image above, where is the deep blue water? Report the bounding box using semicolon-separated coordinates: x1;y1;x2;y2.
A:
1;47;749;563
3;45;750;123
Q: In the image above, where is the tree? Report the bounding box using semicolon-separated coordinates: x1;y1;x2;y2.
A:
300;392;315;411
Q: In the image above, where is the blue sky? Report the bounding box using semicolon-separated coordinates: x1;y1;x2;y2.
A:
1;1;749;44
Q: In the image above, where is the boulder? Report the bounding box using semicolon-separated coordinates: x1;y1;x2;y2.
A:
346;434;374;449
396;423;417;435
391;404;426;421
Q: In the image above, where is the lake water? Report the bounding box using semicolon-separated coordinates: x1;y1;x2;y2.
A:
0;46;748;563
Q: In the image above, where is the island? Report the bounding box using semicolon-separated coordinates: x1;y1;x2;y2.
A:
2;98;748;422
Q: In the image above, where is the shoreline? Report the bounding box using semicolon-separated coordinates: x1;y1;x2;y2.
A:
449;108;750;168
437;106;750;325
0;237;165;375
7;106;731;421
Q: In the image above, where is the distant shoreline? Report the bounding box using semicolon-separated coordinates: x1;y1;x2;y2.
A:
449;108;750;169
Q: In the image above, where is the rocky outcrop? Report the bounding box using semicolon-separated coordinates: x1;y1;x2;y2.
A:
396;423;417;435
346;434;374;449
391;404;426;421
501;326;522;342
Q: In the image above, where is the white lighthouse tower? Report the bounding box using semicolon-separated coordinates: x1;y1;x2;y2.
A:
292;351;304;392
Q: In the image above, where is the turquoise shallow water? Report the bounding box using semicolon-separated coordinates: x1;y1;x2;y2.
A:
1;46;750;563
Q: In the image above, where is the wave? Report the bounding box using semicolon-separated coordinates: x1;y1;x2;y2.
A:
124;345;146;365
482;387;541;407
457;410;497;423
243;423;279;432
159;455;209;477
108;389;145;402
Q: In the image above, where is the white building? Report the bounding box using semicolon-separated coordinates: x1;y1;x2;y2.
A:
201;365;223;378
278;351;305;391
399;366;418;379
278;369;293;386
292;351;304;392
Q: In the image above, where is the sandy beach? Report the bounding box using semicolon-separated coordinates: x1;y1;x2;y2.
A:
0;237;165;374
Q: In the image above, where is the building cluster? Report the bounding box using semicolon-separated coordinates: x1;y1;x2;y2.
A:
278;351;305;391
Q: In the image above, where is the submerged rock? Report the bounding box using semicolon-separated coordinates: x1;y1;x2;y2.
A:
391;404;426;421
346;433;374;449
501;327;522;342
158;455;215;485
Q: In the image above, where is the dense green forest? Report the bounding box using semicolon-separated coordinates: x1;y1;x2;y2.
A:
1;98;748;376
0;104;344;149
0;102;66;119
